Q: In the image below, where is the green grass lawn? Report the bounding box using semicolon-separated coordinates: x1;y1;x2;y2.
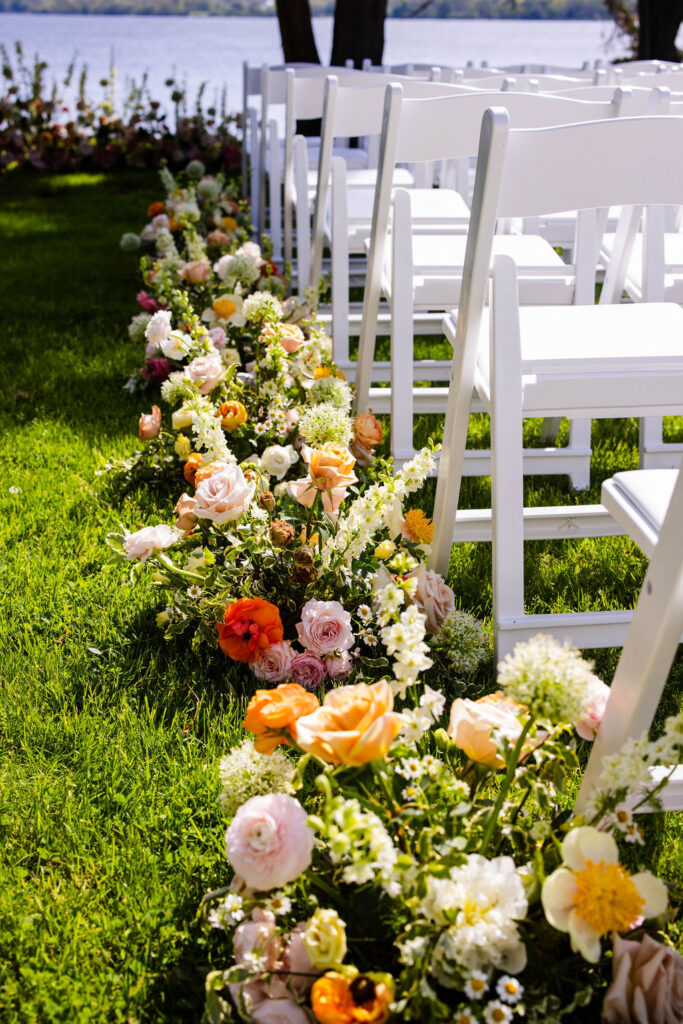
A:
0;171;681;1023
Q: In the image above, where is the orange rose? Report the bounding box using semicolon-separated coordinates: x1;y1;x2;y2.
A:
244;682;320;754
147;201;165;218
294;681;404;767
195;460;226;484
218;597;284;664
184;452;203;486
311;973;393;1024
447;692;534;769
217;400;247;431
353;412;383;450
305;444;357;491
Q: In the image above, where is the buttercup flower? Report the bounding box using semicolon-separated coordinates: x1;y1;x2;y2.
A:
542;826;668;962
124;524;177;563
225;793;314;891
602;933;683;1024
296;599;354;657
139;405;162;440
304;908;347;970
447;693;532;770
174;492;198;534
252;641;295;683
294;681;405;766
219;598;284;663
194;465;255;524
217;400;248;431
244;683;320;754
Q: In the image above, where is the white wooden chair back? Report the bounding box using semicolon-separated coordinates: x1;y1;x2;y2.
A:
430;110;683;577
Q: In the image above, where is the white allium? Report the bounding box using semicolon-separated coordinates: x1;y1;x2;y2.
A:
308;376;352;412
242;292;284;323
298;402;352;447
497;634;594;725
217;740;295;817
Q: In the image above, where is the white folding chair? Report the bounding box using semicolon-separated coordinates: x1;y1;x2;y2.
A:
576;466;683;813
429;110;683;657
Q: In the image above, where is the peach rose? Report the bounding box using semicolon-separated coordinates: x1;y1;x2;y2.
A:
244;683;320;754
447;693;532;770
195;460;228;484
294;681;405;767
139;405;162;441
194;465;255;525
174;492;197;534
408;563;455;635
603;934;683;1024
353;412;382;450
289;444;357;522
260;323;305;354
179;260;211;283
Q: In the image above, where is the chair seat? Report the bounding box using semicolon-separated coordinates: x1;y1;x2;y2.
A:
602;469;677;559
600;232;683;302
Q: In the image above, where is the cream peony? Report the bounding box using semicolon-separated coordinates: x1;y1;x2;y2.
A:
194;465;255;525
225;793;314;891
124;524;177;563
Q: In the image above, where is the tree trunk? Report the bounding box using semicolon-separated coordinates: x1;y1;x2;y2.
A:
274;0;321;65
330;0;389;68
637;0;683;61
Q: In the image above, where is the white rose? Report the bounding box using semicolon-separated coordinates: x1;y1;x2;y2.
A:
185;355;224;394
172;407;194;430
261;444;299;481
144;310;173;348
124;524;177;563
195;466;255;525
161;330;190;362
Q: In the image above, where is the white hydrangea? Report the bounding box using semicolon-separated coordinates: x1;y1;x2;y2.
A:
128;312;152;344
497;634;593;725
217;740;295;817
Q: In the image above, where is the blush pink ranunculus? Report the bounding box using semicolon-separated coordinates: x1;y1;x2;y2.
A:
124;524;177;563
139;405;162;440
234;908;282;971
225;793;314;891
574;674;611;741
296;599;354;657
194;465;255;525
290;652;326;691
252;641;295;684
185;354;225;394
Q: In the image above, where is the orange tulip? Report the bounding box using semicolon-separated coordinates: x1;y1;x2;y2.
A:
218;598;284;664
294;681;404;767
244;682;320;754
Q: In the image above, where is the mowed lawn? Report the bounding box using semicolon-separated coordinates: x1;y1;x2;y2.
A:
0;171;681;1023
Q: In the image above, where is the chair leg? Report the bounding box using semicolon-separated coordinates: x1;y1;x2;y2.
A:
568;419;592;491
389;190;415;466
491;256;526;661
331;158;350;370
268;121;282;265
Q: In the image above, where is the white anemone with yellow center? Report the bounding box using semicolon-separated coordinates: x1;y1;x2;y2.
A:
541;826;668;962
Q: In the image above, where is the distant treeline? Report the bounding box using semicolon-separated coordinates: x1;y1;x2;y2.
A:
0;0;613;17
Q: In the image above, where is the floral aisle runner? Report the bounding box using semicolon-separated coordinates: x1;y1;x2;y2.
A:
106;161;683;1024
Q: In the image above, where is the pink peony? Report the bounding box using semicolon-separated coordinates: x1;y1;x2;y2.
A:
225;793;314;891
296;599;354;657
234;908;282;971
124;524;176;563
290;652;326;691
253;642;295;683
324;652;352;680
251;1000;314;1024
603;934;683;1024
408;562;455;635
194;465;255;525
574;674;611;741
185;354;225;394
140;357;171;383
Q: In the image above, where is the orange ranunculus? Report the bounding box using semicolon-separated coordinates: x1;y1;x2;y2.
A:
447;692;535;770
218;597;284;664
221;215;238;233
353;412;383;450
244;682;320;754
212;297;237;321
294;681;404;767
147;201;165;218
184;452;203;486
216;400;247;431
311;973;393;1024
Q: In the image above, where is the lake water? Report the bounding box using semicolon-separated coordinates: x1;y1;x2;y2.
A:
1;13;676;117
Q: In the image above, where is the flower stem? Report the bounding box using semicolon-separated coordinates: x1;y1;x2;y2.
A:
475;717;534;858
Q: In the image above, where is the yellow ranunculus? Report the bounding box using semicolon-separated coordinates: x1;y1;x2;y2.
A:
304;908;348;970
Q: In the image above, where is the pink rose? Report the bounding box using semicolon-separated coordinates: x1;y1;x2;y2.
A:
174;492;198;534
324;652;352;680
279;925;319;997
253;641;295;683
225;793;314;891
208;326;227;350
194;465;255;525
251;1000;314;1024
124;524;176;563
603;934;683;1024
290;652;326;691
228;980;268;1013
234;908;282;971
140;357;170;383
179;260;211;284
185;354;225;394
296;599;354;657
408;562;455;635
139;405;162;440
574;674;611;741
